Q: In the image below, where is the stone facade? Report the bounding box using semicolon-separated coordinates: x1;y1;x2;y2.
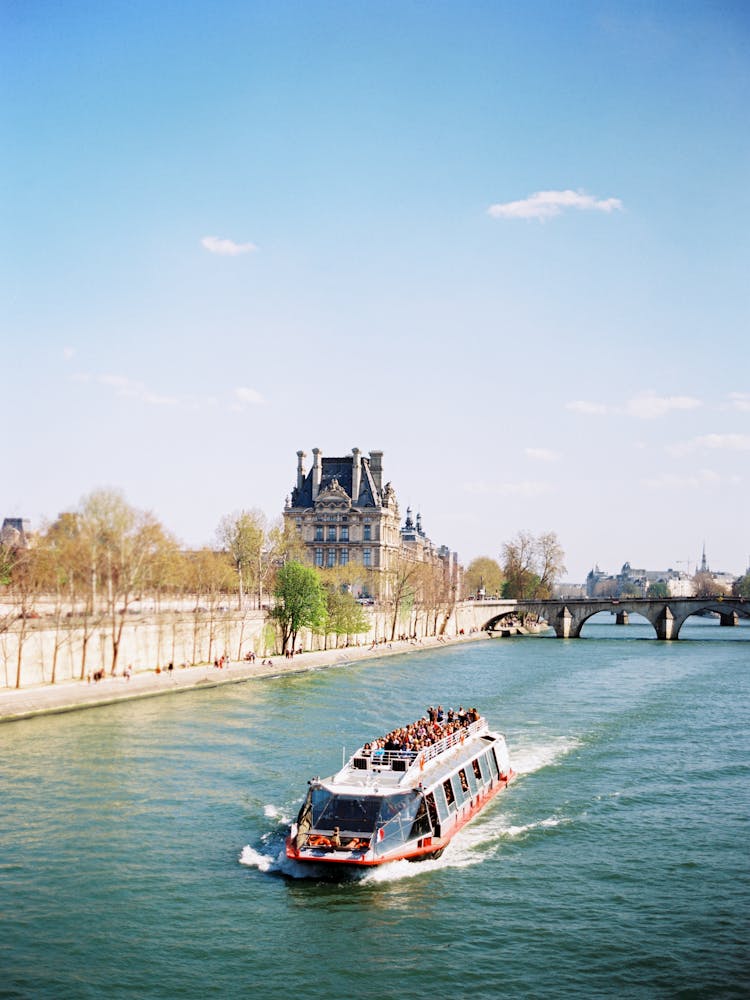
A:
284;448;401;595
283;447;460;600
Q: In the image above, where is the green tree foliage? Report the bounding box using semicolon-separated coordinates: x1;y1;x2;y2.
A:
321;585;370;647
647;581;669;599
271;560;326;653
733;572;750;598
463;557;504;597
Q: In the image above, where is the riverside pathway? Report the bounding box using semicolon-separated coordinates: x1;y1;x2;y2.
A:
0;633;487;724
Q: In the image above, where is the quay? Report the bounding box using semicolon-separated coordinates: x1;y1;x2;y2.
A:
0;632;488;724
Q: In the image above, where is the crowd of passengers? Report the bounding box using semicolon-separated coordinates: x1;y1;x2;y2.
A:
360;705;482;758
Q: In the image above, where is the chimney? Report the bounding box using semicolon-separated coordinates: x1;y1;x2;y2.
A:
312;447;322;500
351;447;361;504
369;450;383;493
296;450;307;491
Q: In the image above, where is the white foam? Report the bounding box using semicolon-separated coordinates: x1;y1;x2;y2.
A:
239;844;277;872
511;735;581;777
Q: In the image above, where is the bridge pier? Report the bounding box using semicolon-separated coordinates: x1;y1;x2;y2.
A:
655;606;676;641
720;611;739;627
615;611;629;625
554;606;574;639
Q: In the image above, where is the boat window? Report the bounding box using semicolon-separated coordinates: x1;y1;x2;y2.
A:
433;785;450;822
477;754;491;784
310;788;381;833
472;758;482;782
450;774;466;806
409;798;432;840
374;792;424;854
442;779;455;809
458;768;471;795
464;764;478;796
487;748;500;779
425;792;439;831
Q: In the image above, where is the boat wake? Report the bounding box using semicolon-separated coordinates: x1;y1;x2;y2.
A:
239;735;577;882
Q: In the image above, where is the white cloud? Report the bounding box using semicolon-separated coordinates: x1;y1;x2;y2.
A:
201;235;257;256
727;392;750;412
525;447;561;463
625;392;702;419
464;480;552;498
565;400;610;415
63;346;75;361
488;189;623;221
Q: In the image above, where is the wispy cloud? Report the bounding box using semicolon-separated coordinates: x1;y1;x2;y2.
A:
488;189;623;221
668;433;750;457
726;392;750;412
566;392;702;419
625;392;702;419
525;447;561;463
464;480;552;498
71;372;264;412
643;469;740;490
81;373;179;406
201;235;258;256
230;386;265;411
63;346;75;362
566;400;610;415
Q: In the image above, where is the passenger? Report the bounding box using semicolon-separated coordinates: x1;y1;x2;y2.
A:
331;827;341;848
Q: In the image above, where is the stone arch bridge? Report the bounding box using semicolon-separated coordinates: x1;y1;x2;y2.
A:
465;597;750;641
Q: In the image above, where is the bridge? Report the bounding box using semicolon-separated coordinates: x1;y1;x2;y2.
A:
464;597;750;641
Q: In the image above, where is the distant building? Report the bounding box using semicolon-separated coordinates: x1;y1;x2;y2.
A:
586;547;737;598
283;447;459;598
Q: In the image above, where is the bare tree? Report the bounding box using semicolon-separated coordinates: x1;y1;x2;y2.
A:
79;489;165;675
502;530;566;599
217;509;267;610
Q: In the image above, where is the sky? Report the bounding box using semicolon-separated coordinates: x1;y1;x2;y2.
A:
2;0;749;582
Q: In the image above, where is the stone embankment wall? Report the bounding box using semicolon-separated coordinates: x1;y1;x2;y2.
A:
0;599;498;689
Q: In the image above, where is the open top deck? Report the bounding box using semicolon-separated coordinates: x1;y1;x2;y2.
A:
331;716;489;789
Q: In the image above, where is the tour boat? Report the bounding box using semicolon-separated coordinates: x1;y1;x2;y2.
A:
285;709;513;867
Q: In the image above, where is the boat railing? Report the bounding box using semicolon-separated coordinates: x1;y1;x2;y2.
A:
348;717;486;776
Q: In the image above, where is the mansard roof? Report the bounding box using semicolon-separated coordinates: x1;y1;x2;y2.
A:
292;455;380;509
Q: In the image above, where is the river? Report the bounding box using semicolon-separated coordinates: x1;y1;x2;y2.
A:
1;616;748;999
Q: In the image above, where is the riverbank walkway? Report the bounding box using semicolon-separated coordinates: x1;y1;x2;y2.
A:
0;633;488;724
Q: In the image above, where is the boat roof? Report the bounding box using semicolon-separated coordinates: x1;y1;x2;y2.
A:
322;717;502;795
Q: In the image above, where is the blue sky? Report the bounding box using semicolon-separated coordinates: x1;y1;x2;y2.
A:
3;1;749;581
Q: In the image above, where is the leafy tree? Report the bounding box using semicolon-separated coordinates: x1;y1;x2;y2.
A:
463;557;504;598
321;585;370;648
647;581;669;599
733;572;750;599
271;560;326;653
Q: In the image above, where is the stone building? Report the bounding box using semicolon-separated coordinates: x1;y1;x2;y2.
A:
283;448;459;599
284;448;400;588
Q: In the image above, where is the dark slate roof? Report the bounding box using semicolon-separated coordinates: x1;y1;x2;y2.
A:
291;456;379;509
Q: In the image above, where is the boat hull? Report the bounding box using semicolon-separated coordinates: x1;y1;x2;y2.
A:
285;769;514;868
